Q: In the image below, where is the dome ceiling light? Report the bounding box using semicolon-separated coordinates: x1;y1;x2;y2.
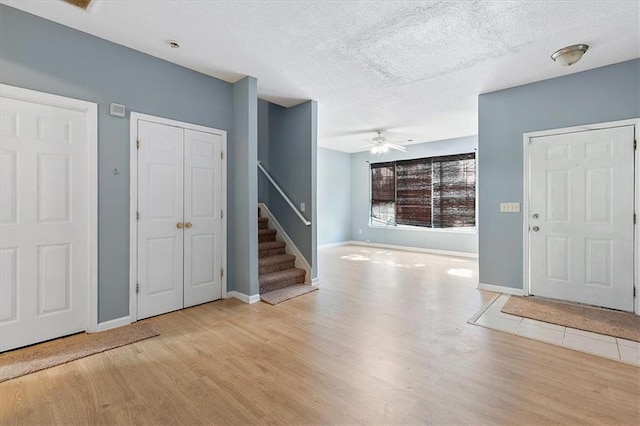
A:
551;44;589;66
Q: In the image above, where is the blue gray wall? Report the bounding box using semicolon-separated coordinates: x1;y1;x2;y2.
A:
318;148;352;245
257;99;270;204
478;59;640;290
258;100;318;278
0;5;258;319
230;78;259;296
351;136;478;254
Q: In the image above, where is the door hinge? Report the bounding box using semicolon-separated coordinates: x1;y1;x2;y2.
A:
634;213;637;225
221;268;224;278
221;151;224;160
137;139;140;149
221;210;224;219
634;139;637;150
136;211;140;221
136;282;140;294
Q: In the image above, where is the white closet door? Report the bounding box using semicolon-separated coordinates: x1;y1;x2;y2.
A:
529;126;635;311
1;97;89;351
137;120;184;320
183;129;223;307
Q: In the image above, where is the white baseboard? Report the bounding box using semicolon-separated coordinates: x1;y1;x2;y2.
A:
318;241;350;249
93;315;132;332
311;277;321;287
477;282;525;296
258;203;312;283
346;240;478;258
226;291;261;304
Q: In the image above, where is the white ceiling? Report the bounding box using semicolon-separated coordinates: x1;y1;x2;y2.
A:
3;1;639;152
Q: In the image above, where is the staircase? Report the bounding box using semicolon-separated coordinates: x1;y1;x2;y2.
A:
258;209;317;304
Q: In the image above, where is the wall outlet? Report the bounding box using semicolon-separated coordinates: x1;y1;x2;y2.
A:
300;202;305;212
500;202;521;213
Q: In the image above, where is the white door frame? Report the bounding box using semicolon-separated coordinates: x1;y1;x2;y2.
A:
0;84;99;331
523;118;640;314
129;112;227;321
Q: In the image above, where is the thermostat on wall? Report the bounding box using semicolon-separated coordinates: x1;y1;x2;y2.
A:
110;103;126;118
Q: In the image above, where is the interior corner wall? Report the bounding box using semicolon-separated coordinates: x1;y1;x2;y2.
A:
0;4;234;322
257;99;270;204
230;77;259;296
350;136;478;254
318;148;352;245
264;100;317;274
478;59;640;290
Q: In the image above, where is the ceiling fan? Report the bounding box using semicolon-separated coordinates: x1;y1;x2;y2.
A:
360;131;407;155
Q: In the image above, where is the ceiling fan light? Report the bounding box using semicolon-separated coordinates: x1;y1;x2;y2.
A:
551;44;588;66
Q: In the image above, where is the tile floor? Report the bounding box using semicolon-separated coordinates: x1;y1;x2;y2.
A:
471;294;640;366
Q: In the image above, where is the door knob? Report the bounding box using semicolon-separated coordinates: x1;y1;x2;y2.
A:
185;222;192;229
176;222;184;229
532;226;540;232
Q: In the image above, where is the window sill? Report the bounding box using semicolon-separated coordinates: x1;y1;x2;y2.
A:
368;223;477;234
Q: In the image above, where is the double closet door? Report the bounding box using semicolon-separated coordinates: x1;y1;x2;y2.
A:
137;120;224;320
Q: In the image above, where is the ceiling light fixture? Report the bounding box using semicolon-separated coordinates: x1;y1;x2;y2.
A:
166;40;181;49
551;44;589;66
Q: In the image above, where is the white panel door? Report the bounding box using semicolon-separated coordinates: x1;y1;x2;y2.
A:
183;129;223;307
1;97;89;351
529;126;635;311
137;120;184;319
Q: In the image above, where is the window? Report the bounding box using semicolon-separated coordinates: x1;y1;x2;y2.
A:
370;153;476;229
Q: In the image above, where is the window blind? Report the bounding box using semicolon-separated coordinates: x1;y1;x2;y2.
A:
370;162;396;224
370;152;476;228
432;154;476;228
396;158;432;227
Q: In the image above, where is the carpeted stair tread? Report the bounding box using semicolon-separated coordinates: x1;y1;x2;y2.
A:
259;241;285;250
260;284;318;305
258;228;277;242
258;217;269;223
259;268;306;293
259;254;296;274
259;268;305;284
259;254;296;266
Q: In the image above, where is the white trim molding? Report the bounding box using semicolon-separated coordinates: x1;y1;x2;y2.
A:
258;203;312;283
477;283;525;296
346;240;478;258
95;316;132;332
523;118;640;315
0;84;100;333
129;112;228;321
226;291;261;304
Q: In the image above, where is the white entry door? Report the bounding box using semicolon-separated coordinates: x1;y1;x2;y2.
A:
136;120;224;320
529;126;635;311
183;129;223;307
1;92;93;351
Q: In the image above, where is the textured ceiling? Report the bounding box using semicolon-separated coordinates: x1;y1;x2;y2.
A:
3;1;639;152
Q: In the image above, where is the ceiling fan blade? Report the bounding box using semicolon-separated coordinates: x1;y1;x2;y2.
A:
386;143;407;152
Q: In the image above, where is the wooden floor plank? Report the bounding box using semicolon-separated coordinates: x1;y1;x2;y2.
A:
1;245;638;425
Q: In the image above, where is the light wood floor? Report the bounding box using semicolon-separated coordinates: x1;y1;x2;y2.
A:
1;245;638;425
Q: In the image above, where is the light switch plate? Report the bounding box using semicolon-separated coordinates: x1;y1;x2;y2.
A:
300;202;305;212
500;202;520;213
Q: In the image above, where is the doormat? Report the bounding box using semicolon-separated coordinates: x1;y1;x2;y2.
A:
502;296;640;342
260;284;318;305
0;322;159;383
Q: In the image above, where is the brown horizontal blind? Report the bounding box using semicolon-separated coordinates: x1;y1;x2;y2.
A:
432;153;476;228
371;162;396;224
396;158;432;227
